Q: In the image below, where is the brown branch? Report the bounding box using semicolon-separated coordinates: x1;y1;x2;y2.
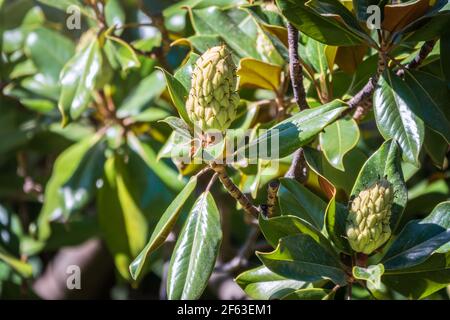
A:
266;181;280;218
87;0;106;28
396;39;437;77
285;148;308;183
210;163;260;219
348;50;387;121
287;23;309;111
346;282;353;300
205;173;218;193
284;24;310;182
347;40;436;122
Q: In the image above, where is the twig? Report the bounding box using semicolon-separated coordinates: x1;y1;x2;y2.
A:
210;163;260;219
347;39;436;122
266;181;280;218
285;24;309;182
205;173;219;193
346;282;353;300
287;23;309;111
87;0;106;28
17;152;43;196
348;50;387;122
195;166;212;178
396;39;437;77
159;261;170;300
285;148;308;183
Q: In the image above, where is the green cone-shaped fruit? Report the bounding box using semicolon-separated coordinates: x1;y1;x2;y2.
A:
346;179;394;254
186;45;239;131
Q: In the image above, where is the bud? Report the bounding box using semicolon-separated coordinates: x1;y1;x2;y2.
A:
186;45;239;132
346;179;393;254
256;29;284;65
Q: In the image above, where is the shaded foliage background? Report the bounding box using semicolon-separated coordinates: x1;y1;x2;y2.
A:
0;0;449;300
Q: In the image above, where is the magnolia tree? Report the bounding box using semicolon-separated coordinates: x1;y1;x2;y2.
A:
0;0;449;300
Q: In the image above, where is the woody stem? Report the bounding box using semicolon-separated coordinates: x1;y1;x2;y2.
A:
210;162;260;219
266;181;280;218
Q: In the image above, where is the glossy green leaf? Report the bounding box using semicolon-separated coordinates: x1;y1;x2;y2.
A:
424;128;448;170
36;0;88;15
306;0;371;43
98;155;148;281
353;264;384;289
21;73;60;100
181;35;224;56
0;247;33;278
382;252;450;299
325;198;351;253
245;100;347;160
382;201;450;270
303;38;328;76
235;266;307;300
174;52;200;91
59;139;106;219
104;0;125;29
276;0;364;46
374;70;425;165
165;0;243;14
58;39;103;126
188;6;260;59
403;70;450;143
281;288;333;300
117;71;165;118
259;214;336;255
245;3;286;27
0;205;21;256
129;177;197;281
157;131;192;162
37;134;102;241
157;67;192;126
442;30;450;87
402;1;450;42
32;217;98;254
320;117;360;171
351;140;407;233
277;178;327;231
105;36;140;71
257;234;347;285
129;108;170;123
167;192;222;300
1;0;34;29
25;28;75;81
304;146;367;198
127;132;185;192
159;116;193;141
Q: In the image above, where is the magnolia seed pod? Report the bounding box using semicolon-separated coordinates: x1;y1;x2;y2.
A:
186;45;239;132
346;179;394;254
